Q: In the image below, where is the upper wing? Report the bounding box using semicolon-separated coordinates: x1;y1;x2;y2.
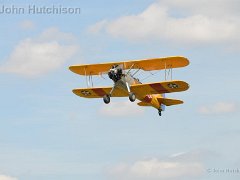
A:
69;56;189;76
131;80;189;96
72;87;128;98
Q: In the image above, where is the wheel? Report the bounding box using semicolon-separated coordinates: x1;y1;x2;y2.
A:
129;92;136;102
103;95;110;104
158;109;162;116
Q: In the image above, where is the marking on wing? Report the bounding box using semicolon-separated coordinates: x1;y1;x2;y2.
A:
149;83;169;93
92;88;106;97
81;90;91;96
167;83;179;89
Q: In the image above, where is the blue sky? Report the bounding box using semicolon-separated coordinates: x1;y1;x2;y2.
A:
0;0;240;180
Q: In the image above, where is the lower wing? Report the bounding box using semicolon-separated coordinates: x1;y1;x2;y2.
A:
72;87;128;98
131;80;189;96
72;80;189;98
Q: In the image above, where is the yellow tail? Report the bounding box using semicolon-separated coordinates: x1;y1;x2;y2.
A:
137;97;183;107
157;97;183;106
137;102;152;106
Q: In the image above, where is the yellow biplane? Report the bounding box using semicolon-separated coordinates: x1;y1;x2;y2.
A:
69;56;189;116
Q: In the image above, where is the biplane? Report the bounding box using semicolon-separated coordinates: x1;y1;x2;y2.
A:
69;56;189;116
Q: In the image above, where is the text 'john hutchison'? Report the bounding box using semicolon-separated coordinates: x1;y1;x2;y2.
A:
0;5;81;15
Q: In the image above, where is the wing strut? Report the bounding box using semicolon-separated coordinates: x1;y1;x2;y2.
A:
126;63;135;75
132;68;141;76
164;62;173;81
84;67;89;87
84;67;94;87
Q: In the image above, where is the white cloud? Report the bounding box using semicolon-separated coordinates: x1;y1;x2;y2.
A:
90;1;240;45
40;27;76;42
19;20;35;30
88;20;108;34
159;0;240;17
0;28;78;77
0;174;18;180
99;100;144;117
199;102;237;115
107;151;205;180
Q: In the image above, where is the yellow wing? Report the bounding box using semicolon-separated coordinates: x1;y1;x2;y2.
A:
69;56;189;76
72;87;128;98
131;80;189;97
72;80;189;98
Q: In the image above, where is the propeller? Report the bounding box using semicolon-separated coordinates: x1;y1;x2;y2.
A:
108;64;123;82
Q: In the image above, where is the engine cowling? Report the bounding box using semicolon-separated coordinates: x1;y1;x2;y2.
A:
108;65;123;82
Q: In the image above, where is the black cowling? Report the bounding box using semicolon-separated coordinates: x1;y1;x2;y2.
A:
108;68;122;82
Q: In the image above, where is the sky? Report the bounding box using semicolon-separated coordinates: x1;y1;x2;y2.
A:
0;0;240;179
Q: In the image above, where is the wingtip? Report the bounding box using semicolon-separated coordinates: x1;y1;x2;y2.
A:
72;89;78;95
177;56;190;66
69;65;74;72
181;56;190;66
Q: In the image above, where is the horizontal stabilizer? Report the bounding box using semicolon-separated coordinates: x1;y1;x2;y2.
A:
137;102;152;106
157;98;183;106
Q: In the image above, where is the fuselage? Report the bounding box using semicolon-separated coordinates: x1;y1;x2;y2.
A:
113;72;163;110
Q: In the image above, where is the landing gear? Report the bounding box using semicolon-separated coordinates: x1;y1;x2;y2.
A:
158;109;162;116
129;92;136;102
125;80;135;102
103;95;110;104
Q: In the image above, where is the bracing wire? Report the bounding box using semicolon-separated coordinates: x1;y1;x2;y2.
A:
140;70;161;81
